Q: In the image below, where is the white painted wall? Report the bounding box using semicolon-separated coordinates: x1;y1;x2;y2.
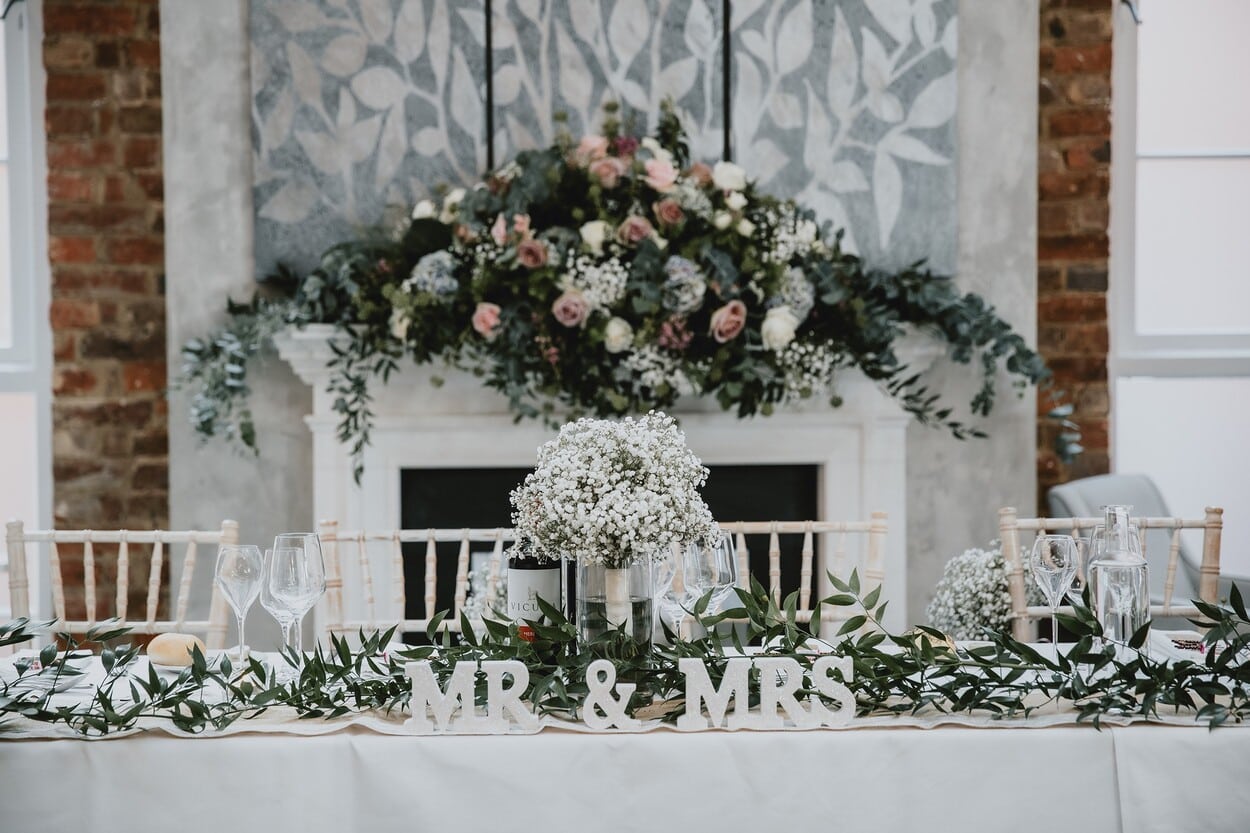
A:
1115;377;1250;577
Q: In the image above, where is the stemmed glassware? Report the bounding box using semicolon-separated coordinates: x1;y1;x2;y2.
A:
682;531;739;634
260;547;301;676
268;534;327;662
1031;535;1079;647
214;544;264;662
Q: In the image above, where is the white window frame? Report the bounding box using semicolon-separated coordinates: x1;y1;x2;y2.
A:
1109;0;1250;379
1;0;52;617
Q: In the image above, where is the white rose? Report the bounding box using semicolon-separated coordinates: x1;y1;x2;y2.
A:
761;306;800;351
439;188;466;223
580;220;611;255
712;161;747;191
641;137;674;166
725;190;747;211
713;211;733;230
411;199;437;220
736;218;756;237
390;308;412;340
603;317;634;354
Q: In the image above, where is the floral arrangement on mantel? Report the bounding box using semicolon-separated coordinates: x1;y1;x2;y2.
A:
510;412;716;567
180;101;1049;476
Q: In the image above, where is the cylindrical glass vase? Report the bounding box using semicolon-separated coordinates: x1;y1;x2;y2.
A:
576;561;654;656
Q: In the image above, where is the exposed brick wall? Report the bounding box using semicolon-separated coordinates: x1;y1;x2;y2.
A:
1037;0;1114;506
44;1;168;620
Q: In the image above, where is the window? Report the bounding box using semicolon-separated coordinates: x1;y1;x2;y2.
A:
0;0;50;623
1110;0;1250;576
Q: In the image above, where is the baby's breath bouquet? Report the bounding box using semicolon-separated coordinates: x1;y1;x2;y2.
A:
511;412;716;645
510;411;716;567
926;541;1044;640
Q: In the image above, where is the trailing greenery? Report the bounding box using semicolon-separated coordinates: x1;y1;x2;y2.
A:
4;580;1250;737
178;103;1055;480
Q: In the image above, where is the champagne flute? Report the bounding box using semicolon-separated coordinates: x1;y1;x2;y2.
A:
214;544;264;662
271;533;327;658
1031;535;1079;647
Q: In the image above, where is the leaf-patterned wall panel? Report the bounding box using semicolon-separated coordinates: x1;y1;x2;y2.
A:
251;0;488;273
731;0;957;271
491;0;725;164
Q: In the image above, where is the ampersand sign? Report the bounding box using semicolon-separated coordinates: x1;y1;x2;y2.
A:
582;659;642;730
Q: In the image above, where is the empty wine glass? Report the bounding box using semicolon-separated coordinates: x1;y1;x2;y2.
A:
656;543;691;638
1067;535;1088;606
683;532;739;622
261;547;301;676
1031;535;1079;647
270;533;327;659
215;544;264;662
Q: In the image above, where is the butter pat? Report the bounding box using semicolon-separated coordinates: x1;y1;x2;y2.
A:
148;633;206;667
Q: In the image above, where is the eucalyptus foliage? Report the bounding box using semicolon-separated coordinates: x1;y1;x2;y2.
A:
4;581;1250;738
179;103;1053;480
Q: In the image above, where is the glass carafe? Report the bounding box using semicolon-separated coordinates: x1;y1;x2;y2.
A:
1088;504;1150;648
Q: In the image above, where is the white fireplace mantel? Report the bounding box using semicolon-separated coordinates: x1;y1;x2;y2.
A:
276;324;942;632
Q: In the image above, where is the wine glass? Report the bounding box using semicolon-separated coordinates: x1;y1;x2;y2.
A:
656;543;691;638
683;532;739;623
261;547;301;676
1066;535;1088;606
271;533;327;659
215;544;264;662
1031;535;1079;647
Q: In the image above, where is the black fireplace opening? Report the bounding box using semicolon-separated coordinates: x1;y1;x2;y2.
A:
399;464;821;628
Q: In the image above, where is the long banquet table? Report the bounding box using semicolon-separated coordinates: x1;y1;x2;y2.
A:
2;654;1249;833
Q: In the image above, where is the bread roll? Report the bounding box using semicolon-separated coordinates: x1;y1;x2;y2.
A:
148;633;206;667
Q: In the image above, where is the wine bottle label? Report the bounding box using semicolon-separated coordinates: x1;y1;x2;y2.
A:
507;566;562;622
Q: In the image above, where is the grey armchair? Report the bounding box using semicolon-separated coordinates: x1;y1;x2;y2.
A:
1047;473;1237;607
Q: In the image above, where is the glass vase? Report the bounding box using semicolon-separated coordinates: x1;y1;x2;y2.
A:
576;561;654;658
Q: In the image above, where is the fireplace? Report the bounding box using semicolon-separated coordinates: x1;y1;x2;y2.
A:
277;324;939;632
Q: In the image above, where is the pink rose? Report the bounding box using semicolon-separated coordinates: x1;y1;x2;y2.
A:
574;135;610;165
657;317;693;351
644;158;678;192
614;136;640;158
472;302;502;341
454;224;477;243
491;214;508;245
513;213;532;239
686;162;714;187
551;291;589;328
709;300;747;343
653;198;684;227
616;215;654;246
589;156;628;188
516;239;548;269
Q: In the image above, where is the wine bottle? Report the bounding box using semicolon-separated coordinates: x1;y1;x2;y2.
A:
507;552;562;632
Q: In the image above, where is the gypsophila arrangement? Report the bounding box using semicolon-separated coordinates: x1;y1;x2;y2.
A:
510;412;717;567
926;541;1044;640
180;100;1052;479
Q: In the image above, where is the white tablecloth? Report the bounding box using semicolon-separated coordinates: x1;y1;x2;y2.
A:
2;724;1249;833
